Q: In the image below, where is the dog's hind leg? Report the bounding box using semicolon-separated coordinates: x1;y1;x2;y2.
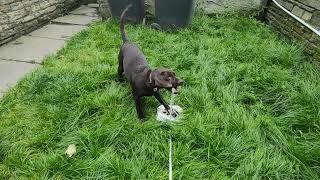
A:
118;49;124;79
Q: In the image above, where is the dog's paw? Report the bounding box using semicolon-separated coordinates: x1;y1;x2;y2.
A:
138;114;146;120
116;76;125;83
168;108;179;118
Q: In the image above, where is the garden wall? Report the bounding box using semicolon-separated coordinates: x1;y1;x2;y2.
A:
0;0;81;45
264;0;320;60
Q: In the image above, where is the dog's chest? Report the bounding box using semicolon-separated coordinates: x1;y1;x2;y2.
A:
132;79;154;96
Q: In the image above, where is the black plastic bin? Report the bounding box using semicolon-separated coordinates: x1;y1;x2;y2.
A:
155;0;195;29
107;0;145;23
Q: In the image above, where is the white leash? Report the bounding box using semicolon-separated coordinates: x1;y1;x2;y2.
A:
156;88;182;180
169;133;173;180
168;92;177;180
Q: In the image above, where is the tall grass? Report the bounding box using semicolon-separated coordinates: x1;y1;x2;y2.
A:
0;15;319;179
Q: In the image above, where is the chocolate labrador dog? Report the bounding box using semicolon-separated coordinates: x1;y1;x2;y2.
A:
118;5;183;120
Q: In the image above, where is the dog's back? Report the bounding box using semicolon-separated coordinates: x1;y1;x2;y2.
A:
122;43;149;81
119;5;149;81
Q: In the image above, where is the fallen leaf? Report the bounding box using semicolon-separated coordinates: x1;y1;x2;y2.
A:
65;144;76;157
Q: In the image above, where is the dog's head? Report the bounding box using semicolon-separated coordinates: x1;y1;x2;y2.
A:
150;68;183;93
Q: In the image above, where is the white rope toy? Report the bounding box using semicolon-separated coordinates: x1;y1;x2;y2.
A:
156;88;183;180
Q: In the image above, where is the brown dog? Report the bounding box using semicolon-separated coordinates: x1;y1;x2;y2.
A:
118;5;183;120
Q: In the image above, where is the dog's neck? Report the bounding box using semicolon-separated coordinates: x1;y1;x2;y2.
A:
149;71;153;84
146;70;158;92
146;70;154;85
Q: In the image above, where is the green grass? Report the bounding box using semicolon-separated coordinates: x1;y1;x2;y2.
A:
1;15;320;179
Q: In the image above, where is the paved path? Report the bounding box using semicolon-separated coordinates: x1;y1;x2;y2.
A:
0;5;100;98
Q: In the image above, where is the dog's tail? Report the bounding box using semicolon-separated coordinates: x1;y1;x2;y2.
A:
120;4;132;43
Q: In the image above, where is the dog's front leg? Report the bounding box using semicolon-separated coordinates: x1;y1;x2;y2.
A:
134;95;145;120
154;92;170;110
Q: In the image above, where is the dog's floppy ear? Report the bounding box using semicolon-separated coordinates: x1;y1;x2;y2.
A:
154;76;173;88
153;69;173;88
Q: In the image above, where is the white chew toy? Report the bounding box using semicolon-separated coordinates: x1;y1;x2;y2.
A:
156;88;183;122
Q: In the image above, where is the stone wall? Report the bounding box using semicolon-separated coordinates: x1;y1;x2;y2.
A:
0;0;81;45
264;0;320;60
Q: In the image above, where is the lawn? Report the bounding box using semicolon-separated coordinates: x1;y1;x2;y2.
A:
0;15;320;179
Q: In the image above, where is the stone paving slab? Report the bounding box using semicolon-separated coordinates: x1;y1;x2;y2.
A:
52;14;100;26
0;36;65;63
88;4;99;8
29;24;87;40
0;60;39;98
0;5;100;98
70;5;98;17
